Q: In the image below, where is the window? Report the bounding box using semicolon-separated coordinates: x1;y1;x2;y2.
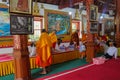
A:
28;17;43;42
72;20;81;38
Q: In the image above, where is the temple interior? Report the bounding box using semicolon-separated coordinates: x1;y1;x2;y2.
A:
0;0;120;80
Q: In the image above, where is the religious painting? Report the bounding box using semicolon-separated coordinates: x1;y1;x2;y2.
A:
104;19;115;40
10;14;34;35
90;22;98;33
0;8;10;36
9;0;32;14
44;9;71;36
90;4;98;21
82;15;87;33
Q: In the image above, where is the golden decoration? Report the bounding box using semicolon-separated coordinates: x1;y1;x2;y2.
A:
74;9;80;20
33;0;40;15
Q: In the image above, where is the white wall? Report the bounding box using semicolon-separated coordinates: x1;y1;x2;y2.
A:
0;0;9;6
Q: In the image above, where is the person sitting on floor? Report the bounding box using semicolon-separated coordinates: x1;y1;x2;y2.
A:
104;41;118;59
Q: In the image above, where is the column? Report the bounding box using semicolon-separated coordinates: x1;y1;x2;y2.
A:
85;0;95;62
115;0;120;47
13;35;31;80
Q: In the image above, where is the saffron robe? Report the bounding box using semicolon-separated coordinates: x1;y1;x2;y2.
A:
49;32;57;49
36;33;52;67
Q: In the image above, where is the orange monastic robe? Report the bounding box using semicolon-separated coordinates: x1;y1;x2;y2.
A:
49;32;57;49
82;34;87;42
36;32;52;67
49;32;57;44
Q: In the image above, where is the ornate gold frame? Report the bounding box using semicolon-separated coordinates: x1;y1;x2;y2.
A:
44;9;72;34
44;9;72;41
9;0;32;14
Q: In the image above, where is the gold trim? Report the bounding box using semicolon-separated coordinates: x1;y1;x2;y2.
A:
32;1;40;15
0;3;8;8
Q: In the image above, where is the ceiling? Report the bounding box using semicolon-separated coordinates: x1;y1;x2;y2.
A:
34;0;116;15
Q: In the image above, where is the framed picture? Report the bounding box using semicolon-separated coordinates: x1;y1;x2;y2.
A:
0;7;11;37
10;14;34;35
82;15;87;33
104;19;115;39
9;0;32;14
90;22;98;33
90;4;98;21
44;9;71;36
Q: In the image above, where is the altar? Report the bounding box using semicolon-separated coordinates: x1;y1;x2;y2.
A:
52;50;79;64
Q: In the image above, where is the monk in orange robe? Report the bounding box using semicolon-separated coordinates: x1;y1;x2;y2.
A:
36;29;52;74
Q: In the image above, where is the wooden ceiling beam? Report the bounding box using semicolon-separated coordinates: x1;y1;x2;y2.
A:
59;0;83;9
53;0;60;5
46;0;53;3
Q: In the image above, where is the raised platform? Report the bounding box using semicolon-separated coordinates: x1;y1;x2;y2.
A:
52;50;79;64
0;50;79;76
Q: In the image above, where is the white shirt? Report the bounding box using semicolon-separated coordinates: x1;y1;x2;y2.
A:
107;46;118;59
55;43;61;51
79;41;86;52
28;46;36;57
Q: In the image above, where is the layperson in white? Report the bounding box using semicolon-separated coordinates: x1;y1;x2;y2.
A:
104;41;118;59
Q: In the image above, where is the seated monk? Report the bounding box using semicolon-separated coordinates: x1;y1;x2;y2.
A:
71;30;79;48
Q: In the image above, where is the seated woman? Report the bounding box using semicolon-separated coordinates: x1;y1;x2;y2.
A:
104;41;118;59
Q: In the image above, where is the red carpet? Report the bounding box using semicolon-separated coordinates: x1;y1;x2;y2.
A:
36;58;120;80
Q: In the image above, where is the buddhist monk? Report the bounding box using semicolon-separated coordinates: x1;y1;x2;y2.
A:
36;29;52;74
70;30;79;48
